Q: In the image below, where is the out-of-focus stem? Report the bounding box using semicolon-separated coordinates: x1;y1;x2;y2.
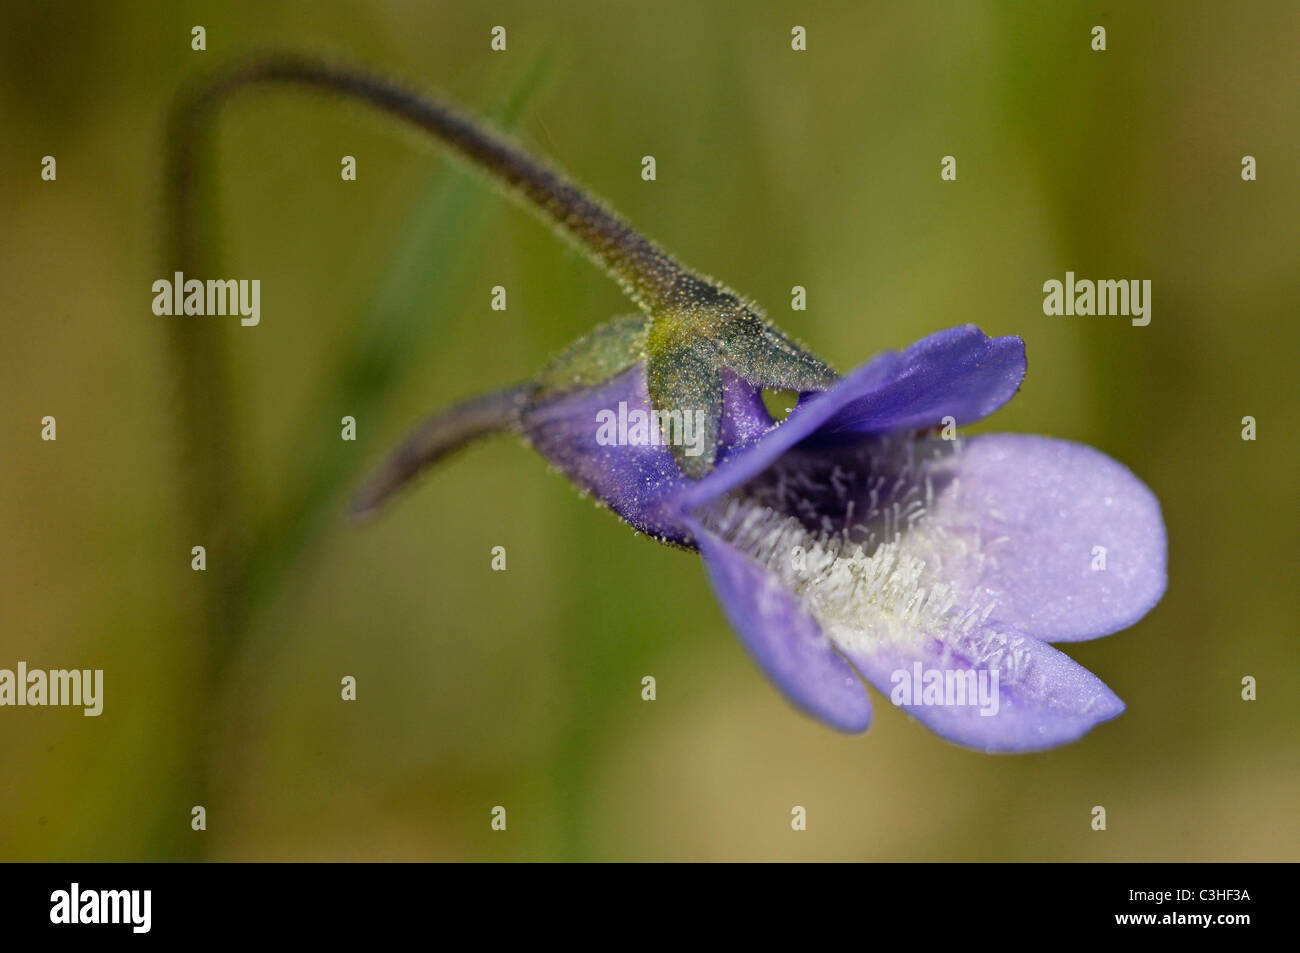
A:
350;383;535;519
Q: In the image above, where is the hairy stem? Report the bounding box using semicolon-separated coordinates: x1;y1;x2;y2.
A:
166;53;715;314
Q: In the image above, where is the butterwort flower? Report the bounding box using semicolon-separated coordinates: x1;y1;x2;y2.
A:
240;55;1172;751
439;322;1166;752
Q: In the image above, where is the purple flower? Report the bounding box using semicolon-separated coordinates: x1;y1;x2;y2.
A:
519;324;1166;752
266;57;1173;752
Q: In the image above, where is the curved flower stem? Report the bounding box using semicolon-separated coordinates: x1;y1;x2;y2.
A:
166;53;713;314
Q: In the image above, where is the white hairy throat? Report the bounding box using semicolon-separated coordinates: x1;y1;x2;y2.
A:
696;433;1030;676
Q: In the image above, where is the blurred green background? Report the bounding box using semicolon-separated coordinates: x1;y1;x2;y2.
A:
1;0;1296;861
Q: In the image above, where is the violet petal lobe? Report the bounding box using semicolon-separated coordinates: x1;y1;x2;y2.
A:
677;325;1025;514
926;434;1168;642
807;324;1026;444
692;520;873;733
837;622;1126;753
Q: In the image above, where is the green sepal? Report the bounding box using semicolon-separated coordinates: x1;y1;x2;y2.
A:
532;313;651;400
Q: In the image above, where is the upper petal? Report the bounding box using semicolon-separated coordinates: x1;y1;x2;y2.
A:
676;325;1025;514
692;519;873;733
808;324;1026;444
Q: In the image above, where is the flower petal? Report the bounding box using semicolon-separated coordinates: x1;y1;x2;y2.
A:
809;324;1026;443
839;622;1125;752
676;325;1024;513
692;520;873;732
926;434;1167;642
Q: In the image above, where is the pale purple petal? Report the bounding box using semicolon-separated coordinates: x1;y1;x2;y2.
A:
839;622;1125;752
692;520;872;733
926;434;1167;642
